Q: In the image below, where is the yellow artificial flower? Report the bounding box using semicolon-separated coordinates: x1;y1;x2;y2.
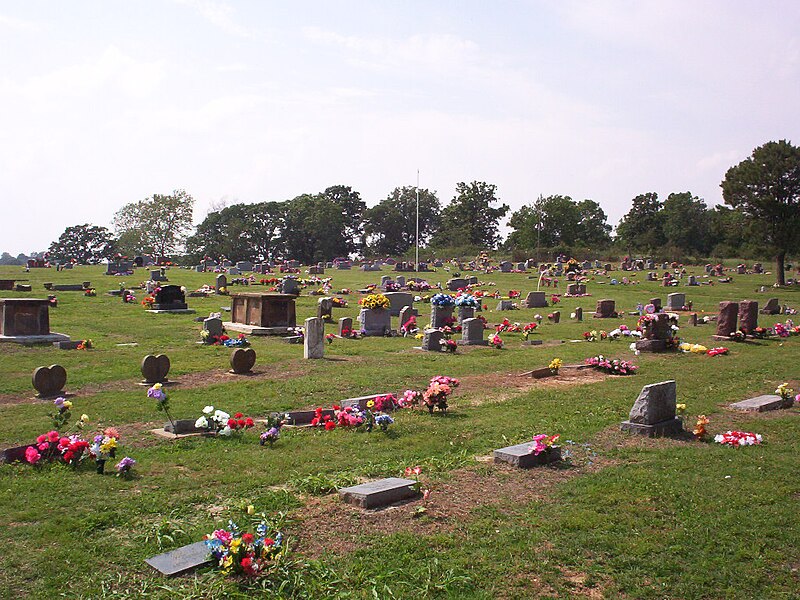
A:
247;504;255;515
62;400;73;409
80;414;90;423
152;383;162;390
366;400;375;408
100;438;117;454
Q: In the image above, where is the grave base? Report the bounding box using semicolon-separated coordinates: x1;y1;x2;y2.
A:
458;340;489;346
634;339;667;352
150;428;211;440
339;477;418;509
145;309;196;314
0;332;70;345
620;417;684;437
493;443;561;468
729;394;792;412
223;322;293;336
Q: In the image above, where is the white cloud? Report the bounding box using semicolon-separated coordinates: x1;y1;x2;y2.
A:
0;13;44;33
174;0;252;38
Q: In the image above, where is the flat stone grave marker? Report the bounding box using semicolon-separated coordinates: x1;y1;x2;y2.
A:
32;364;67;398
230;348;256;374
729;394;792;412
497;300;514;311
141;354;170;384
493;442;561;468
145;541;212;576
281;409;335;426
339;477;418;509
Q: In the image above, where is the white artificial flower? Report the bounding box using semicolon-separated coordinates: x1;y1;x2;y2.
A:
203;405;214;414
213;410;230;423
195;416;208;429
219;426;232;436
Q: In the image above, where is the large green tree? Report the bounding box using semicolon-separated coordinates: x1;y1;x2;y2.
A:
432;181;509;249
506;195;611;251
363;186;441;256
660;192;711;256
722;140;800;285
282;194;350;263
615;192;665;254
113;189;194;257
318;185;366;255
47;224;116;264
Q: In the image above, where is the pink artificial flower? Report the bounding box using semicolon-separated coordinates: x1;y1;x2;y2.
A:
47;431;59;443
213;529;233;543
422;489;431;500
25;446;41;464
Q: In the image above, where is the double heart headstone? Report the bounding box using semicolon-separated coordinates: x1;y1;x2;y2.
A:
141;354;170;384
230;348;256;374
32;364;67;398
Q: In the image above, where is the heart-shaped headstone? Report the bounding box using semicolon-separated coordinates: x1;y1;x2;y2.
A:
230;348;256;374
141;354;171;383
32;364;67;397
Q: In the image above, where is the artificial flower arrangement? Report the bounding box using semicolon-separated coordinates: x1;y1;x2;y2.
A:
195;406;255;436
338;288;352;295
76;339;93;350
48;396;84;431
522;323;538;340
201;330;230;345
401;315;418;336
331;297;347;308
407;280;431;292
205;519;284;578
714;430;763;447
775;383;796;408
422;376;459;413
496;318;522;333
693;415;709;439
325;333;335;344
339;326;362;339
430;293;456;307
90;428;120;474
548;358;563;373
728;329;746;342
607;325;641;340
404;465;431;515
550;295;560;305
223;333;249;347
397;389;423;408
141;295;155;308
84;288;96;297
530;433;560;456
48;295;58;307
440;338;458;353
584;355;638;375
454;294;479;308
148;383;176;431
259;414;284;447
679;342;709;354
489;333;504;349
508;290;521;299
583;330;608;342
26;431;90;467
360;293;390;310
706;347;729;356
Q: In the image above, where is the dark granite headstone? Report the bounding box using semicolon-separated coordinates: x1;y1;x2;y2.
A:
152;285;187;311
32;364;67;397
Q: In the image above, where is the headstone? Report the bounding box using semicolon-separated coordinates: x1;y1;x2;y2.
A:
317;297;333;320
715;301;739;337
460;318;487;345
753;262;763;273
688;313;698;326
145;541;212;576
384;292;414;317
230;348;256;374
0;298;70;344
398;306;418;330
687;275;698;286
730;394;793;412
496;300;514;311
550;310;560;323
457;306;475;324
141;354;171;384
194;265;204;273
150;269;167;282
303;317;325;359
227;293;297;334
358;307;391;336
236;261;253;272
666;293;685;311
635;313;671;352
467;276;479;285
593;299;616;318
32;364;67;397
573;307;583;321
759;298;780;315
738;300;758;333
430;305;454;329
493;442;561;468
499;261;512;273
522;291;548;308
202;317;223;338
421;328;445;351
151;285;188;311
338;317;353;336
650;298;662;312
280;278;300;295
395;276;406;288
736;264;746;275
380;275;391;288
645;259;655;270
338;477;418;509
216;274;227;293
447;278;468;291
620;380;683;436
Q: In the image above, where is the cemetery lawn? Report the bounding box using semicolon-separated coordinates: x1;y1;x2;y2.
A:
0;264;799;599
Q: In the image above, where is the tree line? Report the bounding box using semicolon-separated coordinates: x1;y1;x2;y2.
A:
41;140;799;281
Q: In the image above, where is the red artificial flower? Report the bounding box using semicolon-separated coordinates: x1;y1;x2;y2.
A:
47;431;59;443
237;419;246;428
264;537;274;546
37;434;47;444
234;412;244;418
242;533;254;545
227;418;237;428
324;421;336;431
245;417;254;427
332;404;341;411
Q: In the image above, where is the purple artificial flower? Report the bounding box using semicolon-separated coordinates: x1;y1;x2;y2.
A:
53;397;65;409
116;456;136;472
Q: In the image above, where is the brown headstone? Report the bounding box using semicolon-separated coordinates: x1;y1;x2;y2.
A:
230;348;256;374
32;364;67;397
593;299;616;318
715;302;739;337
738;300;758;333
141;354;170;383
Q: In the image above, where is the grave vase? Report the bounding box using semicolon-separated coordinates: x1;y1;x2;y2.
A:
96;460;106;474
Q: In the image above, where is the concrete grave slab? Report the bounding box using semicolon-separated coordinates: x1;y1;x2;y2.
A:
493;442;561;468
145;541;212;576
339;477;418;509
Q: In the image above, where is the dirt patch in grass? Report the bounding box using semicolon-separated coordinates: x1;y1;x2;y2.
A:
0;393;39;407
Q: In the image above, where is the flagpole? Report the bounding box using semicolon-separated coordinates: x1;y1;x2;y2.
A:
415;169;420;272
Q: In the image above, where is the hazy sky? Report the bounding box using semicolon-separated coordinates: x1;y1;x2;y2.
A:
1;1;798;255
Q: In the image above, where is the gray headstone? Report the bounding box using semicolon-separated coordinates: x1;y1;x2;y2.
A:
317;297;333;320
467;276;479;285
280;278;300;295
144;541;212;576
304;317;324;359
202;317;223;338
760;298;780;315
500;261;512;273
395;276;406;287
497;300;514;311
523;291;547;308
338;477;418;509
236;261;253;272
384;292;413;316
447;278;468;291
422;328;445;351
228;267;240;276
338;316;353;336
666;293;685;310
573;307;583;321
627;380;677;425
358;307;391;336
215;274;227;293
398;306;418;329
460;318;486;345
729;394;793;412
430;304;454;328
493;442;561;468
457;305;475;323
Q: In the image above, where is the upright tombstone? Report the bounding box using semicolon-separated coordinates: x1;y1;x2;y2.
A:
496;300;514;311
593;299;616;318
467;276;479;285
566;283;579;295
226;293;296;335
216;274;227;293
666;293;685;311
395;276;406;288
738;300;759;333
141;354;171;384
317;297;333;320
0;298;70;344
236;261;253;272
457;306;475;324
383;292;413;317
635;313;671;352
522;291;548;308
398;306;418;330
32;364;68;398
621;380;683;436
280;278;300;296
358;307;392;336
430;304;454;328
150;269;167;282
516;262;526;271
650;298;662;312
759;298;780;315
687;275;698;286
202;317;223;339
447;278;468;291
499;261;512;273
550;310;560;323
421;328;445;351
573;307;583;321
304;317;325;359
380;275;392;288
230;348;256;374
715;301;739;338
338;316;353;336
151;285;189;311
460;318;487;345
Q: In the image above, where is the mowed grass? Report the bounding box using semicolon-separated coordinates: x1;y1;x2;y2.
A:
0;262;798;599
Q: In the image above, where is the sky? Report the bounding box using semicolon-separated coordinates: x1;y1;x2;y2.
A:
1;0;798;255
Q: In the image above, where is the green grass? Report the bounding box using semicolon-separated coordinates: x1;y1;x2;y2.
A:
0;263;798;599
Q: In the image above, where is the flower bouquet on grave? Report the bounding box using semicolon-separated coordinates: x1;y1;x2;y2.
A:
195;407;254;436
115;456;136;478
707;346;729;356
430;293;456;307
205;520;284;578
259;414;285;447
508;290;521;299
149;383;176;431
340;326;362;340
714;430;762;447
584;355;638;375
25;431;91;467
84;288;96;297
522;322;538;340
310;407;337;430
728;329;746;342
48;397;88;431
360;293;390;310
439;338;457;353
550;294;560;305
489;333;504;349
530;433;560;456
89;427;120;474
331;297;348;308
223;333;249;347
398;389;423;409
548;358;563;374
454;294;479;308
76;339;93;350
141;295;155;309
422;376;460;414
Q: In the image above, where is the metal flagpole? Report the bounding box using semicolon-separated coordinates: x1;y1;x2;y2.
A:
415;169;420;272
